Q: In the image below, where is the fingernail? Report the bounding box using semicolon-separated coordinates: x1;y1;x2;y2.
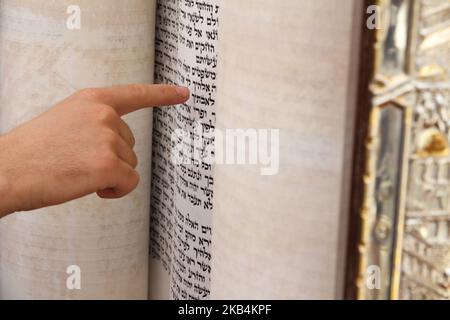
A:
176;86;190;99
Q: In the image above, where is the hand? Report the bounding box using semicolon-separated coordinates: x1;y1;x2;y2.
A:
0;84;189;218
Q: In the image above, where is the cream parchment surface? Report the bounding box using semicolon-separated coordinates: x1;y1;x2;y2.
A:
210;0;361;299
0;0;156;299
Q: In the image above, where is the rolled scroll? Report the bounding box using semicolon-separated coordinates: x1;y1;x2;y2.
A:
211;0;362;299
0;0;156;299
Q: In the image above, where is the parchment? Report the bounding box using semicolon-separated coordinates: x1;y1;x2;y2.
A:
210;0;362;299
149;0;219;300
0;0;156;299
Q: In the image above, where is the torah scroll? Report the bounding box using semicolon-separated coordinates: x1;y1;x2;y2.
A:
210;0;362;299
0;0;156;299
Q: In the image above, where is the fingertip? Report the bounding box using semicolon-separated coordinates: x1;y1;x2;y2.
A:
175;86;190;101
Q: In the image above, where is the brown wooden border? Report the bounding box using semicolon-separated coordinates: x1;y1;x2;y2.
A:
344;0;377;300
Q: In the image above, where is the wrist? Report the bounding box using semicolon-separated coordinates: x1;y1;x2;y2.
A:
0;174;13;218
0;135;17;218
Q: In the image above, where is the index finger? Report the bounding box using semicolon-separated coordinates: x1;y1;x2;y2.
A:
87;84;190;116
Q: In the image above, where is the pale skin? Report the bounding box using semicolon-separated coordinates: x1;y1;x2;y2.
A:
0;84;190;219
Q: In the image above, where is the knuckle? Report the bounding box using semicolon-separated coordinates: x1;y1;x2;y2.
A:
125;124;136;145
160;86;171;96
126;131;136;147
100;129;119;148
95;105;116;124
98;153;119;174
77;88;101;100
129;169;140;186
127;83;147;97
129;135;136;148
130;152;138;168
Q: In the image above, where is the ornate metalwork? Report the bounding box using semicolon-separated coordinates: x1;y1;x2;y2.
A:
352;0;450;300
